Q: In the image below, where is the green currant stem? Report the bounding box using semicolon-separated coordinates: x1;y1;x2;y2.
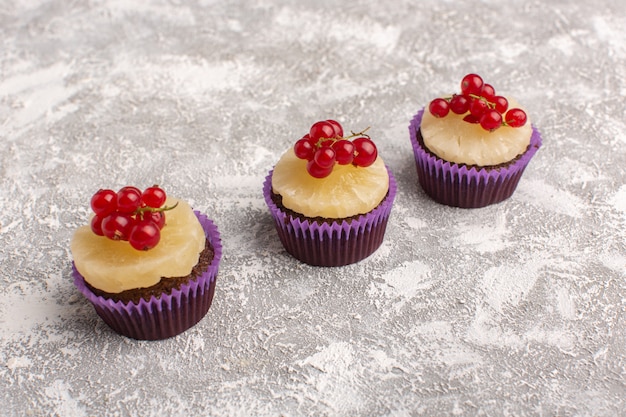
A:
134;202;179;218
468;93;495;108
348;126;371;139
314;127;371;148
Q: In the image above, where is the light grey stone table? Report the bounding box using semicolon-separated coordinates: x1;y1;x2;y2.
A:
1;1;624;416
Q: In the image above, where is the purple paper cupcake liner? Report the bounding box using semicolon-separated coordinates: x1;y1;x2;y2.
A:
409;109;542;208
263;166;396;266
72;211;222;341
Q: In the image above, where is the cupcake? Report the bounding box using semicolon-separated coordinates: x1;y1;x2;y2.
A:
70;185;222;340
409;73;542;208
264;119;396;266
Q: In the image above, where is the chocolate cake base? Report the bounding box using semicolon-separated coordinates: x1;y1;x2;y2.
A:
85;240;214;305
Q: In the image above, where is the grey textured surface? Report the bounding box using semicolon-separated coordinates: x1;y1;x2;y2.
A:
1;0;625;416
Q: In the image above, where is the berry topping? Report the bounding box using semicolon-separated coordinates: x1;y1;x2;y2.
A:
101;212;135;241
429;98;450;118
460;73;484;96
493;96;509;113
309;121;338;143
480;84;496;101
331;140;355;165
90;189;117;216
90;215;106;236
313;147;336;169
306;159;334;179
449;94;470;114
145;210;166;229
469;97;489;118
117;186;142;213
479;109;503;131
88;185;177;250
129;219;161;251
352;137;378;167
294;137;315;160
504;108;528;127
292;120;379;178
428;74;528;131
141;186;167;208
326;119;344;138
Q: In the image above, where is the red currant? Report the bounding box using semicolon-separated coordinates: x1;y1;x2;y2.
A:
90;215;105;236
429;98;450;118
463;114;479;124
318;139;334;148
449;94;470;114
479;109;503;131
101;212;135;241
493;96;509;113
90;189;117;216
294;138;315;160
313;147;336;169
117;186;141;213
469;98;489;118
306;159;333;178
461;73;484;96
480;84;496;101
144;211;166;229
331;139;355;165
141;186;166;208
353;137;378;167
326;119;343;138
427;74;527;132
504;108;527;127
309;121;336;143
129;220;161;251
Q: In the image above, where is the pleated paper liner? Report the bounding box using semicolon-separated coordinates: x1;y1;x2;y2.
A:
73;212;222;340
409;109;542;208
264;167;396;266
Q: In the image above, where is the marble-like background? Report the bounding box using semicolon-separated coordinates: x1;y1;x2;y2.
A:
1;0;625;416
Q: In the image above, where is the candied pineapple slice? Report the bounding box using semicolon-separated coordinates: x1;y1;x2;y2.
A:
271;149;389;219
71;198;205;294
420;97;532;166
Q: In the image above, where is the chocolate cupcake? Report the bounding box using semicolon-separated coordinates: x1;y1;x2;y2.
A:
71;186;221;340
409;74;542;208
264;119;396;266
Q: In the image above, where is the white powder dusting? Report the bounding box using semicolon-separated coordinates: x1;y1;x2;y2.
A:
273;7;400;51
405;216;428;230
592;15;626;58
298;342;364;413
555;285;577;320
516;179;585;218
547;34;577;56
6;356;32;370
454;211;510;253
480;262;541;314
368;260;433;311
109;54;255;96
609;185;626;214
466;304;524;349
0;284;65;343
43;380;87;417
0;63;78;136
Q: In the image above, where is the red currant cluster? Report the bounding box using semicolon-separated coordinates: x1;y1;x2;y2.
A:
428;73;528;132
89;185;176;251
293;119;378;178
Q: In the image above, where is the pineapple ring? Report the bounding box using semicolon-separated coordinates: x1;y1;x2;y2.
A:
271;149;389;219
420;97;532;166
71;198;206;294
